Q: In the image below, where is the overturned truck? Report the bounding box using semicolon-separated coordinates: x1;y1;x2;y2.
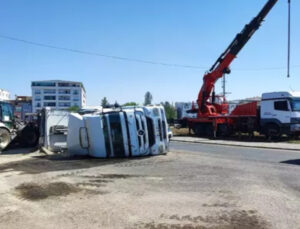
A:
67;106;169;158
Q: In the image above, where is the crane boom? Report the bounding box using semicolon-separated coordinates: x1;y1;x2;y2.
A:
197;0;278;115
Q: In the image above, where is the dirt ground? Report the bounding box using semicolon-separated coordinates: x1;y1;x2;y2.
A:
0;147;300;229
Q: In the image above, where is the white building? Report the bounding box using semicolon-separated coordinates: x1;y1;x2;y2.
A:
0;89;10;101
31;80;86;112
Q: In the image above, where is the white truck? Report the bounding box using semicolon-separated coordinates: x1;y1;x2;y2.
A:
260;91;300;137
176;91;300;139
67;105;169;157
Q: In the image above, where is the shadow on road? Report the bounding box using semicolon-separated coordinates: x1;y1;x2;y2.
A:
0;153;161;175
280;159;300;166
0;147;37;155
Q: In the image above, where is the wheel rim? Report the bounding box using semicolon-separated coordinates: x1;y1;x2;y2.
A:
0;131;10;149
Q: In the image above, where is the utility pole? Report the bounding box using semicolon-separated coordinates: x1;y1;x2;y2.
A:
287;0;291;78
222;74;226;97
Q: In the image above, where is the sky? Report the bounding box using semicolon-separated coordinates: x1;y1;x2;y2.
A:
0;0;299;106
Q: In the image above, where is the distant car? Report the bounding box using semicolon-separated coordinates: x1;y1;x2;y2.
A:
168;127;173;139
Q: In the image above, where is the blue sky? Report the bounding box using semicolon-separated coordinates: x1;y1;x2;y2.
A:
0;0;299;105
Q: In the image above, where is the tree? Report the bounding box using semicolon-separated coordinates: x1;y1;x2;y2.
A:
123;102;139;106
101;97;109;107
161;101;177;121
68;105;80;113
144;91;153;106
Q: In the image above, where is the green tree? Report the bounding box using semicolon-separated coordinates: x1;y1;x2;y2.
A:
101;97;109;107
161;102;177;121
123;102;139;106
144;91;153;106
68;105;80;113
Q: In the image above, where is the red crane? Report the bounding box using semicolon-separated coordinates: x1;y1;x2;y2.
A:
197;0;278;117
188;0;278;137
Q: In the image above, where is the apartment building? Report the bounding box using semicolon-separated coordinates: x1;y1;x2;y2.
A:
31;80;86;112
0;89;10;101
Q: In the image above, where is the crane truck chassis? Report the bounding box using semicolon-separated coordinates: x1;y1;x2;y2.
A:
184;0;300;139
186;92;300;139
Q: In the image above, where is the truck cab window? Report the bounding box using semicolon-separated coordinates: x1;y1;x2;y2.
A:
1;103;13;122
291;99;300;112
274;101;289;111
109;113;125;157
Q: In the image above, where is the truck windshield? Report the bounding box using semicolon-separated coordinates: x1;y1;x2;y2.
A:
291;99;300;112
108;113;125;157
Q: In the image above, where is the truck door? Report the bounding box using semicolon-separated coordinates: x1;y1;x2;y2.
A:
273;100;292;124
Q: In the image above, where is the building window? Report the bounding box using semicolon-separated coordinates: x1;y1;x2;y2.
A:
36;103;41;108
34;90;41;95
44;102;56;107
44;89;56;94
58;83;70;87
44;96;56;100
58;89;70;94
35;97;41;101
73;90;79;95
32;82;56;87
59;102;71;107
59;96;70;101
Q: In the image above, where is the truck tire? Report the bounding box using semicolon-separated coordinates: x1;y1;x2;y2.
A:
265;123;281;140
193;125;201;136
206;124;215;139
0;128;11;151
19;125;39;147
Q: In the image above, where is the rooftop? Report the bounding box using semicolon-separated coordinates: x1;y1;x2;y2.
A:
31;80;85;92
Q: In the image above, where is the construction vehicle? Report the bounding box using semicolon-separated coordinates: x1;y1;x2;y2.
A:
67;105;169;158
0;101;39;151
184;0;300;138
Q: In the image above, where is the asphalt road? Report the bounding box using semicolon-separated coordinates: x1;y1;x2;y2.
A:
170;141;300;165
1;144;300;228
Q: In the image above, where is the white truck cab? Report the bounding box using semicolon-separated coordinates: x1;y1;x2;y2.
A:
67;105;169;158
260;91;300;137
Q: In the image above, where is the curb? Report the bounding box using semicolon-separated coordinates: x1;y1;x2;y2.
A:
171;139;300;152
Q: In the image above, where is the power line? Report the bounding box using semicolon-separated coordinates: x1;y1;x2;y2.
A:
0;34;206;70
235;65;300;71
0;34;299;71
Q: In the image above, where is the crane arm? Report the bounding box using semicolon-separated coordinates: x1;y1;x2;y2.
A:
197;0;278;113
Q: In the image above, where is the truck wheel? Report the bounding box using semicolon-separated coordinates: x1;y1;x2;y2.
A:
206;124;215;139
265;123;281;140
19;126;39;147
193;125;201;136
0;128;11;150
